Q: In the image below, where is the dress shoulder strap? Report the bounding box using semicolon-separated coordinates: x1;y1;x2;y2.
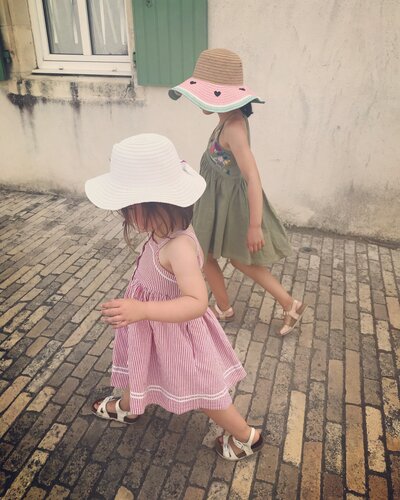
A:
156;228;204;269
243;115;251;146
215;120;226;144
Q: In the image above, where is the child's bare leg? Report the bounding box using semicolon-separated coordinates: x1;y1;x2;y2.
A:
203;404;261;452
203;254;231;311
230;259;293;310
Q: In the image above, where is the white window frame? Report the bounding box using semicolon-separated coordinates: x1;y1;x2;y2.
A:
28;0;132;76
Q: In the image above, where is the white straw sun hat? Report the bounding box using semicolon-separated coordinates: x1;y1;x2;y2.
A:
85;134;206;210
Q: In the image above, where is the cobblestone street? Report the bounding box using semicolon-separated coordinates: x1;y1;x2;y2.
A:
0;189;399;499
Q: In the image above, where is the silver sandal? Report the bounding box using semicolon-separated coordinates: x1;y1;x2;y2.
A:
215;427;264;461
91;396;139;424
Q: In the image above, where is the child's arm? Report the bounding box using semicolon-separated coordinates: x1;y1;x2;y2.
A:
101;235;208;327
225;117;265;253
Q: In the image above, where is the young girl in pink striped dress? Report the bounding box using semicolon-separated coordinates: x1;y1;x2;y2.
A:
85;133;263;461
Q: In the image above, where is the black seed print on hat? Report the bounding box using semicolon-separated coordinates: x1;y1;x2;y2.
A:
190;81;197;84
239;88;245;91
214;91;221;97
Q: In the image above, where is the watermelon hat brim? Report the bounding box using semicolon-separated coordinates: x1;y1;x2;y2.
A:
169;77;265;113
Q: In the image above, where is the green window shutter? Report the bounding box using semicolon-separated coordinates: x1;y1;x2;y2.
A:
132;0;207;87
0;33;7;81
0;58;5;81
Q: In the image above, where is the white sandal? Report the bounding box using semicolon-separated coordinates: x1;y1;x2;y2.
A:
212;303;235;322
280;300;308;336
215;427;264;461
91;396;139;424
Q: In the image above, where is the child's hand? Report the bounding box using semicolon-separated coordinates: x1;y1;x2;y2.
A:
247;225;265;253
101;298;146;328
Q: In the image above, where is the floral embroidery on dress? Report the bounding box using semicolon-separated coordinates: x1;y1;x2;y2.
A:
208;132;232;174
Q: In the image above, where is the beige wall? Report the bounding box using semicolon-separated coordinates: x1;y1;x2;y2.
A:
1;0;399;241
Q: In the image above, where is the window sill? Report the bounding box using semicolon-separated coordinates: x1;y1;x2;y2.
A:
6;74;138;104
31;68;132;77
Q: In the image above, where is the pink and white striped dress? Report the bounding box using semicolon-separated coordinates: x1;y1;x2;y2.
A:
111;226;246;415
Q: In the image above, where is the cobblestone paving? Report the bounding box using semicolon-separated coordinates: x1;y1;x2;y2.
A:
0;190;399;500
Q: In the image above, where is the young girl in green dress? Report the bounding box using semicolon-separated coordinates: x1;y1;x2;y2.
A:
169;48;307;335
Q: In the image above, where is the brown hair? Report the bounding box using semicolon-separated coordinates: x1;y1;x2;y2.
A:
240;103;253;117
119;202;193;247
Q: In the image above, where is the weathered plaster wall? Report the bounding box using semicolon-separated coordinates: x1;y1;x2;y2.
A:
0;0;399;241
208;0;400;241
0;79;209;193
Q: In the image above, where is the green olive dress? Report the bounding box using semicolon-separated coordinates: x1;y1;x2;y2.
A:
192;117;292;266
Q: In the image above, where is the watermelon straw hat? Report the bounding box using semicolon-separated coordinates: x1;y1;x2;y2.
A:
168;48;264;113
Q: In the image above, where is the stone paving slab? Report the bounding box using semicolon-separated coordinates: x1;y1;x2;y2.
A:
0;189;399;499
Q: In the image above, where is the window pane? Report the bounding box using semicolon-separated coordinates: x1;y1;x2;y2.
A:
87;0;128;55
43;0;83;54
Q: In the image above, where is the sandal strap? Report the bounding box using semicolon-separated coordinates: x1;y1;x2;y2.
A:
283;314;297;328
97;395;117;418
222;434;239;460
214;303;234;319
219;428;260;461
97;396;131;423
232;427;256;456
283;300;304;327
115;398;131;421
